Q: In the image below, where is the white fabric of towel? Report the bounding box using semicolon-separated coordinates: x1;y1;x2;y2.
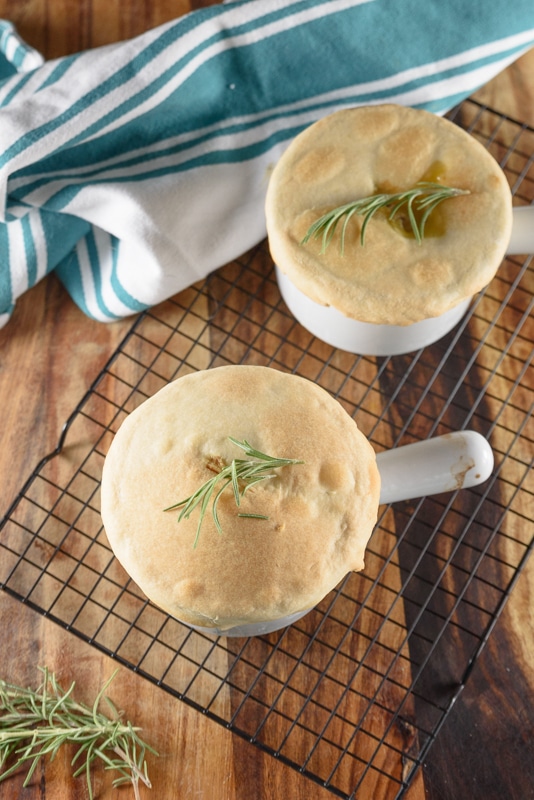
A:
0;0;533;327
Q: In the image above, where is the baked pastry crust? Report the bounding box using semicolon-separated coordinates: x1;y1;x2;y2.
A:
101;366;380;630
265;104;513;325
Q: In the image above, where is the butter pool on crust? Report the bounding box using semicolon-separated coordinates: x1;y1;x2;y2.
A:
100;365;380;631
265;104;513;326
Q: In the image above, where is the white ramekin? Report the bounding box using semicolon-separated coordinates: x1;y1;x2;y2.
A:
185;431;494;637
276;205;533;357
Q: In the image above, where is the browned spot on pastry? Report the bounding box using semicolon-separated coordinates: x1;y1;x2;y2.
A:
410;258;454;287
293;147;346;184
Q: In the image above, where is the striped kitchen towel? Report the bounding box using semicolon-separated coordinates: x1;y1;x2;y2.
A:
0;0;533;328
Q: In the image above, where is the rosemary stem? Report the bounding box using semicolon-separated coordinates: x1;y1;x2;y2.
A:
0;724;139;741
165;438;304;546
113;744;153;787
301;182;470;252
0;669;156;798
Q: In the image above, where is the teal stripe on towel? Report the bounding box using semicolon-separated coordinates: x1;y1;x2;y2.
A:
0;224;11;315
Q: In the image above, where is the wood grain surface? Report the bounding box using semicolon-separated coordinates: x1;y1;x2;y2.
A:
0;2;532;798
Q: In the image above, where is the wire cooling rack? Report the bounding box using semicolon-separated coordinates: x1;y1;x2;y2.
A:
1;99;533;799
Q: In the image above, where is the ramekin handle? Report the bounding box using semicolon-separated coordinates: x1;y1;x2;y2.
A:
376;431;494;505
507;206;534;255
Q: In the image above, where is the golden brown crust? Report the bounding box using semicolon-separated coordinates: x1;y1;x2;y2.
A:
265;104;513;325
100;366;380;630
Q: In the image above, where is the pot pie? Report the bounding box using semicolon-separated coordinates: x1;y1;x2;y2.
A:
265;104;513;326
100;365;380;631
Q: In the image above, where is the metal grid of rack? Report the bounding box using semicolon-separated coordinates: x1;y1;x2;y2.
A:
1;99;532;799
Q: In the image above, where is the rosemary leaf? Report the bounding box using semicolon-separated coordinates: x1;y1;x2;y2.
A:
165;437;304;546
301;181;470;253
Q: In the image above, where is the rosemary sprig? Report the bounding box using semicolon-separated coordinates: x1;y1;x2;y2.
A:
164;437;304;547
301;181;470;253
0;668;157;800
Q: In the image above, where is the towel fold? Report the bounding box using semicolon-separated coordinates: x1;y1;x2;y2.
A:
0;0;533;328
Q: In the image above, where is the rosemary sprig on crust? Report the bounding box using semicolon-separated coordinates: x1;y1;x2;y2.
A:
301;181;470;253
164;438;303;547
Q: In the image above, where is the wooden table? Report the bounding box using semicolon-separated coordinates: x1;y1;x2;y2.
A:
0;3;532;798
